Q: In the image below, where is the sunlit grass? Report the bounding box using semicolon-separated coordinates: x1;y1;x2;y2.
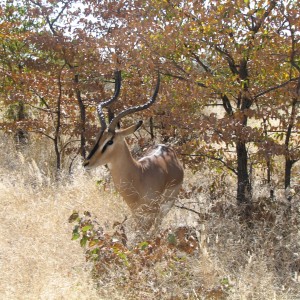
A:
1;134;299;299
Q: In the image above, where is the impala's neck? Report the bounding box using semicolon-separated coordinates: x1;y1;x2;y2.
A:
108;140;141;205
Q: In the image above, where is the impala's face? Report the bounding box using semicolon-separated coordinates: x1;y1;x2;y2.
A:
84;130;116;169
83;121;143;169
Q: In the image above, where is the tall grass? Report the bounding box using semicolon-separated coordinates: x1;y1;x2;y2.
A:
0;134;128;299
0;133;299;299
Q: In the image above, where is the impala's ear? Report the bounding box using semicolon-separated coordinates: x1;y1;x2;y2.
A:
119;120;143;137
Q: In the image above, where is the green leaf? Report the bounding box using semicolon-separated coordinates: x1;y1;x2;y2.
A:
139;241;149;250
72;232;80;240
113;248;129;266
96;180;103;186
82;225;92;232
72;225;80;240
221;277;230;285
91;248;100;255
168;233;177;245
80;236;88;247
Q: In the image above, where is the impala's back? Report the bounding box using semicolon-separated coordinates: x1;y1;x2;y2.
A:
138;144;184;195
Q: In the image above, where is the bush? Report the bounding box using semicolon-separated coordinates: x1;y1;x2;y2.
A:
69;211;230;299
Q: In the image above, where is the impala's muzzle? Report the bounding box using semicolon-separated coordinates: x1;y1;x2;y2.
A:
83;160;89;167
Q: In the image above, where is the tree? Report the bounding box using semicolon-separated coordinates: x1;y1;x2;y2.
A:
1;0;110;172
83;0;300;208
0;2;39;143
1;0;299;205
280;2;300;199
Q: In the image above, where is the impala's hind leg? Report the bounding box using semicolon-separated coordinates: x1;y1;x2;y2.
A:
151;184;182;235
132;205;157;239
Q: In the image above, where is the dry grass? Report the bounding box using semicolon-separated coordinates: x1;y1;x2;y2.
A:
0;136;129;299
0;134;299;299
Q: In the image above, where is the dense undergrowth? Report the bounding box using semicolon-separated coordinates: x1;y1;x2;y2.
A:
1;134;299;299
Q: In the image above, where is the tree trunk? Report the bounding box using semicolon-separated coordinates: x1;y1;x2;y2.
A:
284;93;298;200
54;66;64;173
236;140;252;205
284;158;296;201
284;159;293;190
262;117;274;199
15;101;29;145
54;137;61;171
74;74;86;159
266;158;274;200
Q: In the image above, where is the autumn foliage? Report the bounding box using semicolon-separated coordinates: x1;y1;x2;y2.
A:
1;0;299;206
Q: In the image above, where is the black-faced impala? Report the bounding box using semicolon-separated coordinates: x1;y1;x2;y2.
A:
84;71;184;235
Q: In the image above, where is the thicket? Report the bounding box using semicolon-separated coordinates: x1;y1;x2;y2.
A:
1;0;299;206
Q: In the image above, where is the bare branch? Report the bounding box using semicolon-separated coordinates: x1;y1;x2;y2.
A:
161;71;206;88
190;50;213;75
180;153;238;175
254;77;299;99
175;203;201;216
27;103;58;114
29;129;54;141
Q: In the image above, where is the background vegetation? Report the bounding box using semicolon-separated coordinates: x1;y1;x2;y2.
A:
1;0;299;299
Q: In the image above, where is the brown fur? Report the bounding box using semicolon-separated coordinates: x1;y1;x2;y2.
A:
84;123;184;234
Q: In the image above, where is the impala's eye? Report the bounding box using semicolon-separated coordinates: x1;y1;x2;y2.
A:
101;139;114;153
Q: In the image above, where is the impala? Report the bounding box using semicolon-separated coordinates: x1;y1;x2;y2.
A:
84;71;184;235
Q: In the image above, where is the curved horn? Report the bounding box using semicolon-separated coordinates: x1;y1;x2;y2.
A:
97;70;121;131
108;71;160;132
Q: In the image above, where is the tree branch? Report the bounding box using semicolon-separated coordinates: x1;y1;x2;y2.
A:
254;77;299;99
29;129;54;141
190;50;213;75
175;203;201;216
221;93;234;115
252;1;277;33
180;153;238;175
161;71;206;88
